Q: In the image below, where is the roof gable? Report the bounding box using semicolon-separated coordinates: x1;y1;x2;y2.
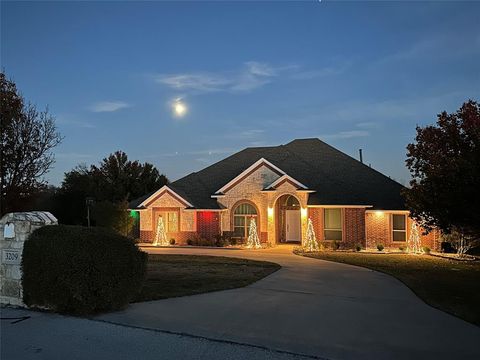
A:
215;158;285;194
139;185;193;208
264;174;309;190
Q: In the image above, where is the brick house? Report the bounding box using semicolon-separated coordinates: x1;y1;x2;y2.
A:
129;138;438;250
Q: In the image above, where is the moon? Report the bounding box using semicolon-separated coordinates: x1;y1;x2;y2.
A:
173;100;187;117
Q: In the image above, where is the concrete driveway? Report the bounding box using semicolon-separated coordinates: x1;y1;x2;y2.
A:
97;246;480;359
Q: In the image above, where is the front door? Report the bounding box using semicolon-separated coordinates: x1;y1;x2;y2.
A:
285;210;301;242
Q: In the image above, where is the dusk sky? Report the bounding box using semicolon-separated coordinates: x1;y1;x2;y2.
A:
2;1;479;186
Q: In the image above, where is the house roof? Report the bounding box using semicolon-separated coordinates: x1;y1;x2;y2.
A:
130;138;407;210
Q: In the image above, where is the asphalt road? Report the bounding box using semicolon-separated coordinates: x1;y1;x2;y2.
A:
0;307;312;360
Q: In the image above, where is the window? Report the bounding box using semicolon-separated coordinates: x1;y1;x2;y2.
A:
158;212;179;232
392;214;406;241
167;212;178;232
324;208;342;241
233;203;257;239
284;195;300;208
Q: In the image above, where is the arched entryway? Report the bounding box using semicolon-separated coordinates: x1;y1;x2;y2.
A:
275;194;301;243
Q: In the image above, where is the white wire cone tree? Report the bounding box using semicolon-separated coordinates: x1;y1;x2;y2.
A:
303;217;319;252
245;217;262;249
153;216;169;246
407;221;423;254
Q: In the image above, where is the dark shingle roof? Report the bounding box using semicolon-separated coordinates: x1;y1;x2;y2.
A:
130;138;406;210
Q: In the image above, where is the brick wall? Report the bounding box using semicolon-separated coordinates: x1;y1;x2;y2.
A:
308;207;366;248
308;208;323;240
140;230;196;244
344;208;366;248
140;230;153;242
365;212;440;250
197;211;221;239
365;212;390;248
419;229;440;250
218;165;279;234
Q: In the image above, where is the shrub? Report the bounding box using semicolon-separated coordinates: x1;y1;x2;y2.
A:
169;238;176;245
214;234;225;247
187;238;194;246
377;244;384;251
92;200;135;237
189;233;203;246
423;246;431;254
399;246;405;252
200;237;214;246
214;232;233;247
440;241;455;253
332;240;340;251
22;225;147;315
355;244;362;252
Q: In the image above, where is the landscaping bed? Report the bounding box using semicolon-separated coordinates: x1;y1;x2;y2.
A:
135;254;280;302
297;251;480;326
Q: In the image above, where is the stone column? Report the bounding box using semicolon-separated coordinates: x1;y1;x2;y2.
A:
0;212;57;306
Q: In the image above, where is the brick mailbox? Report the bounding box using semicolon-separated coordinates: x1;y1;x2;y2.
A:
0;211;57;306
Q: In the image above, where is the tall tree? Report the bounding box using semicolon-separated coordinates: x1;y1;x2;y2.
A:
0;72;62;215
91;151;169;202
55;151;168;225
403;100;480;241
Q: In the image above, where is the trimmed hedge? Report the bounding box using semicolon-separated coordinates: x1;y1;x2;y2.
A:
22;225;147;315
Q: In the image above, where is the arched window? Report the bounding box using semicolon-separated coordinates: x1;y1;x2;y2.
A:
283;195;300;208
233;203;258;239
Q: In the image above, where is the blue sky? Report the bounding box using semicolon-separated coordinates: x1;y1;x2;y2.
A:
2;1;479;186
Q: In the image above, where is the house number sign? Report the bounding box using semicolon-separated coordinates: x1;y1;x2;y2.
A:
2;249;21;265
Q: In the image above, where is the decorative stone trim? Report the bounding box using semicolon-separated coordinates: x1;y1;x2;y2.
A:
0;212;58;306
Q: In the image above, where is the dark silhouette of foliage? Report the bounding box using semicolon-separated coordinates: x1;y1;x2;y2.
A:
403;100;480;240
0;72;62;215
54;151;168;226
22;225;147;315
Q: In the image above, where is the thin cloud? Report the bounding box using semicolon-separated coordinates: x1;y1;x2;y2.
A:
188;148;236;156
356;121;378;129
375;33;480;67
155;61;277;93
225;129;265;139
156;73;230;92
154;61;331;94
147;148;236;158
56;115;96;129
290;61;351;80
89;101;131;113
319;130;370;140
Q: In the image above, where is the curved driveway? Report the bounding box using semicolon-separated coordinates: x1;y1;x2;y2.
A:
97;246;479;359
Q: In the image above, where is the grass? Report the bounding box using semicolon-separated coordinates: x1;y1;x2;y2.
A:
300;251;480;326
135;254;280;302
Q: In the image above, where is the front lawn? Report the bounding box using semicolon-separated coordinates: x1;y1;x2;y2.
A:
135;254;280;302
300;252;480;326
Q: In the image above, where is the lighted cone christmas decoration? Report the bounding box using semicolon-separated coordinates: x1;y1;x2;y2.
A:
246;218;262;249
153;216;169;246
407;221;422;254
303;218;319;252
